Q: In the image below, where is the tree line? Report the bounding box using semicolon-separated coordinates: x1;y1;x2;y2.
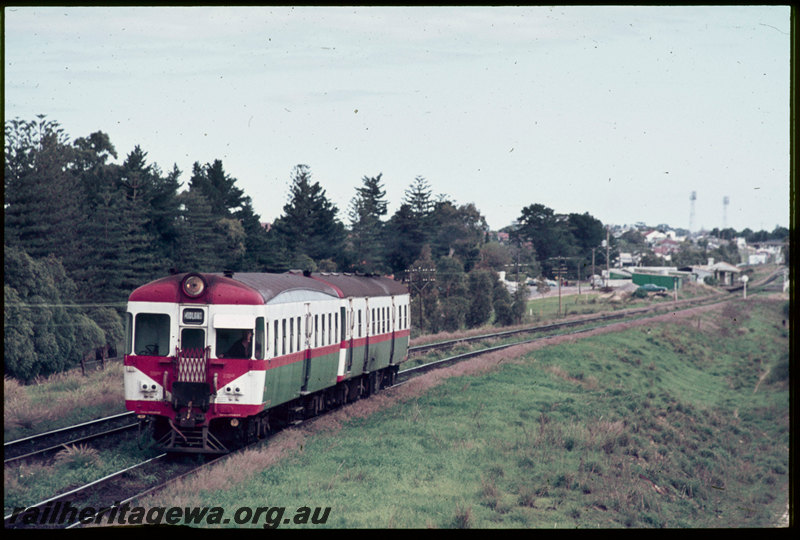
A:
10;115;785;380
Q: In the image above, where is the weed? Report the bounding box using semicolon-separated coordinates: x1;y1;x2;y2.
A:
452;503;472;528
53;444;102;469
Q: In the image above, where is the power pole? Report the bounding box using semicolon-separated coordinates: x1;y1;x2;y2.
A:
605;225;610;287
404;266;435;326
557;256;568;317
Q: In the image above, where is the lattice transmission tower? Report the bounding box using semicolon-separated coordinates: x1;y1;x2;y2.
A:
722;196;730;230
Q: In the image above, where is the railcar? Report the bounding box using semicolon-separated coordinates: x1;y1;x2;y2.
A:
123;271;410;453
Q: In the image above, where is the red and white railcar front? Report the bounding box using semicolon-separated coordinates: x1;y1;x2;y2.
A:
123;272;267;453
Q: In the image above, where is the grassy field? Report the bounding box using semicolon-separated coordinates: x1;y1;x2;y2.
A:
3;362;128;443
138;295;789;528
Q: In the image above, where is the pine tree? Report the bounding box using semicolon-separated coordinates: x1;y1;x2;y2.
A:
403;175;434;218
188;159;247;217
83;186;129;304
174;188;228;272
271;165;346;265
385;204;426;275
4;116;89;274
347;173;388;273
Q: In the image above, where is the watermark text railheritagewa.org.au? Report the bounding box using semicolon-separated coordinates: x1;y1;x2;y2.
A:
8;501;331;528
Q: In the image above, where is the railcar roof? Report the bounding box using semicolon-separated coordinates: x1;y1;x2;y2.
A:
217;272;407;302
213;273;339;303
309;272;408;298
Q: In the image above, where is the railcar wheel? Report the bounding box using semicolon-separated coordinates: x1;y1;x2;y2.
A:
368;372;379;395
245;418;258;444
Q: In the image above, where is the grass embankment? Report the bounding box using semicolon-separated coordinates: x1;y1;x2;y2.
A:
4;362;128;443
141;296;789;528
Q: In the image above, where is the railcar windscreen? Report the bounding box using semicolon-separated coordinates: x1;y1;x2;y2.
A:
134;313;170;356
181;328;205;351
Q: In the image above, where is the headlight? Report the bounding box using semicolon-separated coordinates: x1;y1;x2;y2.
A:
182;274;206;297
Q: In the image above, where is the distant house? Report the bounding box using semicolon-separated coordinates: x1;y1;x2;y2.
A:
746;241;785;264
681;260;741;285
651;239;678;259
644;230;667;244
708;261;742;285
618;252;637;266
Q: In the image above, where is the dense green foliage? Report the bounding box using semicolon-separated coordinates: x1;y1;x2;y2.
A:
4;245;105;381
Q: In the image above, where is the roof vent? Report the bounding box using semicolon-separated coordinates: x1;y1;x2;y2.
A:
223;270;234;278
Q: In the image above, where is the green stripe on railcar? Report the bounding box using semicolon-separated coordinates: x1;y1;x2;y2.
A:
304;351;340;394
263;361;305;407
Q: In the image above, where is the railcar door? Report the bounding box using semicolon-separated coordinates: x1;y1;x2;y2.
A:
363;298;370;373
179;306;208;357
301;303;313;392
174;306;210;411
346;300;355;373
389;296;396;365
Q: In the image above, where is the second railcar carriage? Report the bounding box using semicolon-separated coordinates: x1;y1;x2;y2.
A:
123;271;410;453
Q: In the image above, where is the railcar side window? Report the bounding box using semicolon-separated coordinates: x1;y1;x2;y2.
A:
358;310;362;338
296;316;301;351
282;319;286;356
274;320;279;358
124;313;133;355
256;317;265;360
289;318;294;353
134;313;170;356
314;315;319;347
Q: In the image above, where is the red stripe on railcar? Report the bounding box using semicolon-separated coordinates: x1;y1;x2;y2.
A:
125;400;264;418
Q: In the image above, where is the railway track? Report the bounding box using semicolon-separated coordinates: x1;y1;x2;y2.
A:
4;412;138;465
3;453;208;529
407;291;723;358
5;275;783;528
406;267;784;359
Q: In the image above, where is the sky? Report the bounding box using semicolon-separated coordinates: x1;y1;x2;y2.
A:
3;5;792;233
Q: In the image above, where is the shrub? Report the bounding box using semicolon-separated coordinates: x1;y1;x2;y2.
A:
633;287;649;299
